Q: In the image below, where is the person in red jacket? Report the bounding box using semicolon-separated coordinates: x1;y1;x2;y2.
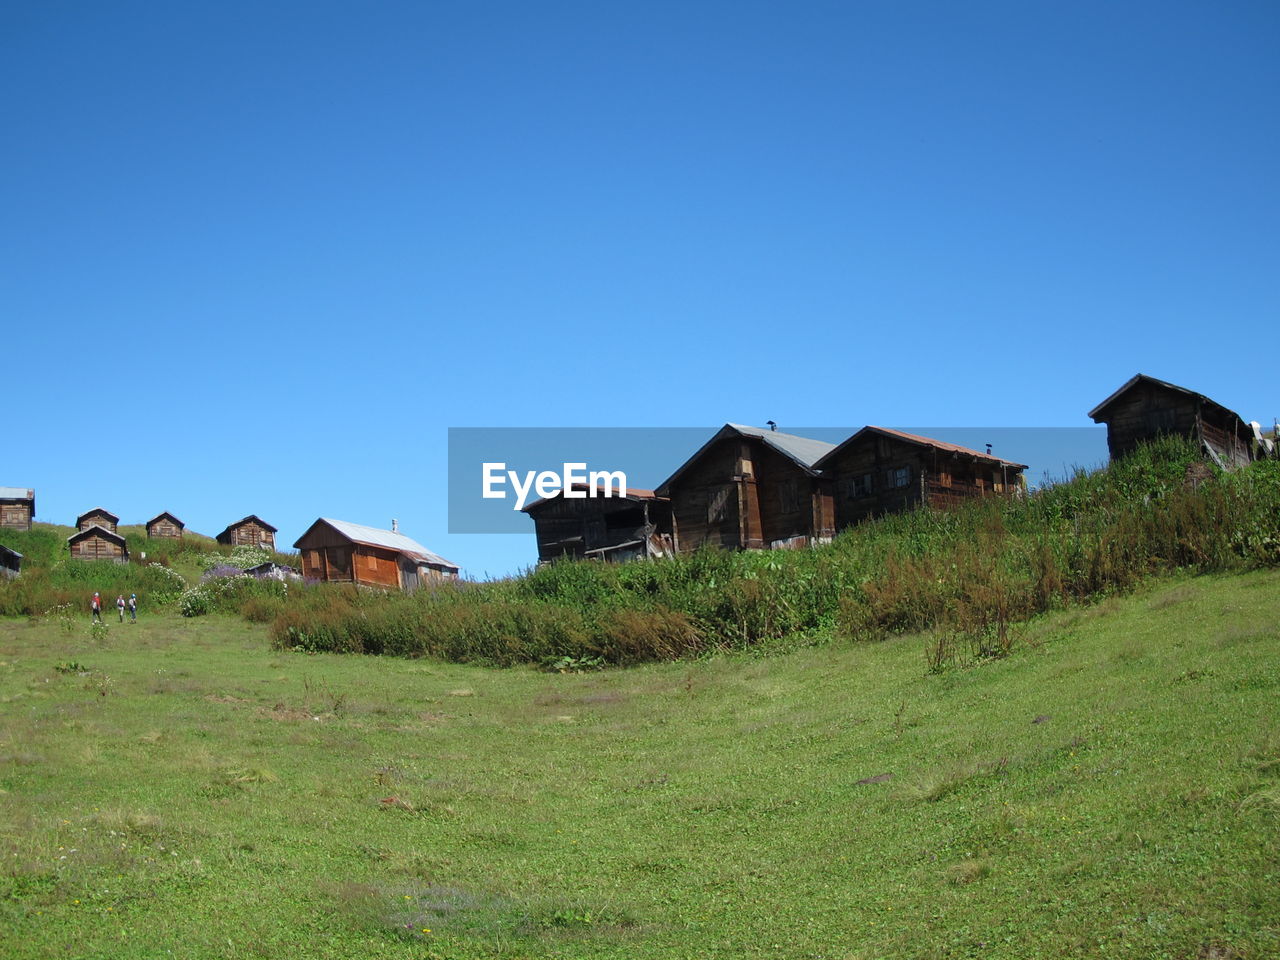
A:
90;592;102;623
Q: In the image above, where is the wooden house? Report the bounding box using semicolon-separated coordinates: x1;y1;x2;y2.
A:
814;427;1028;530
523;483;674;563
146;512;185;539
216;515;277;551
1088;374;1257;469
68;526;129;563
657;423;836;553
0;543;21;579
76;508;119;534
294;518;459;591
0;488;35;530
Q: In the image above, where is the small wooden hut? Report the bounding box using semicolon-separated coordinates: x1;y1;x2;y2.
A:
0;488;35;530
523;483;674;563
1088;374;1256;469
216;515;277;551
657;423;836;553
146;512;185;539
76;508;119;534
68;526;129;563
814;427;1028;530
0;543;21;579
294;518;459;591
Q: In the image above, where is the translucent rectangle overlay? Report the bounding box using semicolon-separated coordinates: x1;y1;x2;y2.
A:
448;426;1107;534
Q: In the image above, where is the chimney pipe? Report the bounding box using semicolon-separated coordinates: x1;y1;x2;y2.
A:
392;519;399;533
985;443;992;456
767;420;777;432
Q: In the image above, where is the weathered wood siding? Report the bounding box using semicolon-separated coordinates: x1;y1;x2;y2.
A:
668;438;828;553
1098;381;1202;461
827;435;1022;529
77;510;117;533
147;518;183;539
669;438;746;552
0;502;33;530
354;545;402;589
69;532;127;563
528;495;671;562
222;520;276;550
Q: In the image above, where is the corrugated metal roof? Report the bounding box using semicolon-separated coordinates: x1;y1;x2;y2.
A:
67;524;127;545
724;423;836;469
0;487;34;500
658;423;836;494
319;518;459;571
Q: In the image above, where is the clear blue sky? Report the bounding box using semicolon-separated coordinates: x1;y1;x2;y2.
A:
4;1;1277;577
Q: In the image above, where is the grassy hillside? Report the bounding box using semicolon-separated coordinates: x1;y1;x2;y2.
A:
1;569;1277;959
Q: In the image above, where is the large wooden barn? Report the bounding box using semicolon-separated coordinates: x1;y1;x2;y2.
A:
1088;374;1257;469
814;427;1028;529
294;518;459;591
0;488;35;531
216;515;277;551
146;512;185;539
0;543;21;579
68;526;129;563
523;484;674;563
76;508;119;534
657;423;836;553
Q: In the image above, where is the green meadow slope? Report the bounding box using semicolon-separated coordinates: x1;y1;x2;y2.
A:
1;568;1277;959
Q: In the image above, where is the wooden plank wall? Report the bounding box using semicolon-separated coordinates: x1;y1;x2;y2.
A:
0;503;32;530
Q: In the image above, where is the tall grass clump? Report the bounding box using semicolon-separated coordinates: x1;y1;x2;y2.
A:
259;437;1280;665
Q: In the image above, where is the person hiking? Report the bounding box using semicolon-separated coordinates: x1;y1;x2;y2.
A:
90;592;102;623
128;593;137;622
116;595;126;623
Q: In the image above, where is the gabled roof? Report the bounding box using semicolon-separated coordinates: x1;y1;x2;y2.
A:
147;511;185;528
221;515;278;534
522;483;668;514
0;543;21;561
76;507;119;527
657;424;836;494
67;524;127;547
1088;373;1246;426
0;487;34;501
295;518;458;572
814;426;1028;471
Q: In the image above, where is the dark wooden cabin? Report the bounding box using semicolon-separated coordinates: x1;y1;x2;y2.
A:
0;543;21;579
1088;374;1257;470
146;512;185;539
76;508;119;534
216;515;278;551
0;488;35;531
68;526;129;563
657;424;836;553
294;518;459;591
523;484;674;563
814;427;1028;530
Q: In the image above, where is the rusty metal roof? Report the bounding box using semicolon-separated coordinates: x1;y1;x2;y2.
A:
658;423;836;494
814;426;1029;470
305;518;458;572
146;512;185;528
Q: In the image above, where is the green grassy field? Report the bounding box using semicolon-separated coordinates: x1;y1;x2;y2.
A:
2;569;1278;959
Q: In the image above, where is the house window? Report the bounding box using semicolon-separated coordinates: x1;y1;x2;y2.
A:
887;466;910;489
841;474;874;499
779;479;800;514
707;485;731;523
